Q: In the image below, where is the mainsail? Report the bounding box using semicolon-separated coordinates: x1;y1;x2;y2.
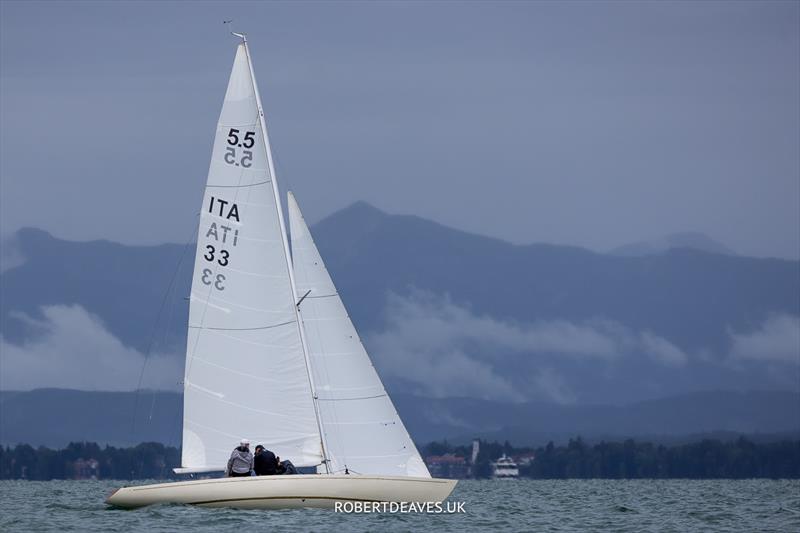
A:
288;192;430;477
180;42;322;472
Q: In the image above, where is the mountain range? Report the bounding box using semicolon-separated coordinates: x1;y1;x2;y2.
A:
609;231;736;257
1;201;798;409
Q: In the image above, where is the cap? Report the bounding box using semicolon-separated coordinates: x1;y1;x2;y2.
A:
240;438;250;446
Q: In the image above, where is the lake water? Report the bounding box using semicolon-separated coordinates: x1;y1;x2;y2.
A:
1;479;798;532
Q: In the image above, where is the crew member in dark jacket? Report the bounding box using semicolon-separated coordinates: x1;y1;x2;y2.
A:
253;444;278;476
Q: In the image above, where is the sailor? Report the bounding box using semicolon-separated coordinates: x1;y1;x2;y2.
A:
226;438;254;477
253;444;278;476
275;455;298;475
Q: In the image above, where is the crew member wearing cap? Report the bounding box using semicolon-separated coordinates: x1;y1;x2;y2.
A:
225;438;254;477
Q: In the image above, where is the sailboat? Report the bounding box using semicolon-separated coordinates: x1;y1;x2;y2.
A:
106;35;456;509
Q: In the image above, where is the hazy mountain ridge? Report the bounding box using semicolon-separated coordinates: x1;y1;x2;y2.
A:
1;203;798;403
5;207;796;352
1;389;797;448
1;227;190;350
312;203;796;343
399;390;800;444
610;231;737;257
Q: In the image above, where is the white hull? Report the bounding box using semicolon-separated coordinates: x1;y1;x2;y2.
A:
107;474;457;510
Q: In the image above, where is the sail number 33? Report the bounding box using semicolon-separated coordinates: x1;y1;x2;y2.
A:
202;244;229;291
201;268;226;291
224;129;255;168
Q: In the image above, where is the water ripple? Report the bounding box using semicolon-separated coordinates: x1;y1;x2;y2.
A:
0;479;798;532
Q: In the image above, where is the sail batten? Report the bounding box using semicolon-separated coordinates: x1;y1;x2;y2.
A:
181;42;322;471
288;192;430;478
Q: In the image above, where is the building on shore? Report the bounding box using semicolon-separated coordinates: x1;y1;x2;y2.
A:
72;458;99;480
425;454;470;479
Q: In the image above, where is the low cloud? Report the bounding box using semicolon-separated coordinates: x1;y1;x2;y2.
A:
380;345;526;403
0;305;182;391
640;331;689;367
729;314;800;364
367;290;689;403
532;368;577;404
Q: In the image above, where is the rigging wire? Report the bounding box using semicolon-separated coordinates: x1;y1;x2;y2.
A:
130;219;197;457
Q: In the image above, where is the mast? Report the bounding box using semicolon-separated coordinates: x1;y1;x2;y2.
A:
237;34;331;473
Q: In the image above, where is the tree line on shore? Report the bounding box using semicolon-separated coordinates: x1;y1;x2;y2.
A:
0;437;798;480
0;442;179;480
422;437;800;479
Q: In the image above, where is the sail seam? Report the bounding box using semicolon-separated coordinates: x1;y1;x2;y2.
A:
207;266;284;278
324;420;397;426
190;356;300;384
190;292;287;313
188;319;295;331
217;121;264;128
317;393;388;402
206;179;271;188
202;329;301;349
186;386;317;420
307;351;360;358
186;418;319;444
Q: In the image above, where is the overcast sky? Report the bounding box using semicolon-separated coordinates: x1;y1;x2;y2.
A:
1;0;798;258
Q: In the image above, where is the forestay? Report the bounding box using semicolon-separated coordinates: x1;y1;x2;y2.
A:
288;192;430;477
180;43;322;472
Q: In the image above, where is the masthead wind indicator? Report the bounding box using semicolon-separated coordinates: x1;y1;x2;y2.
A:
223;19;246;41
